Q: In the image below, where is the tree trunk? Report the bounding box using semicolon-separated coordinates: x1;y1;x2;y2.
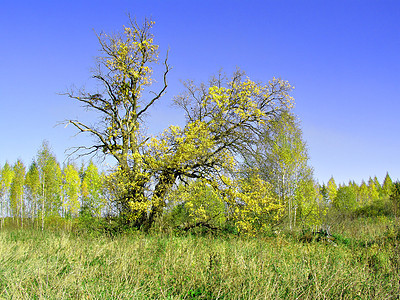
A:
144;171;176;231
32;196;36;228
293;205;297;229
0;196;3;229
42;180;45;231
20;194;23;228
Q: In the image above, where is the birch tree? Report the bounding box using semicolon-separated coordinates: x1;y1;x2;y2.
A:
242;112;313;230
81;161;103;217
25;161;41;227
10;160;25;227
37;141;62;230
62;163;81;221
0;163;14;228
326;177;338;204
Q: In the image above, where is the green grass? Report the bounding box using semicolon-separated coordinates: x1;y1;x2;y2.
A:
0;220;399;299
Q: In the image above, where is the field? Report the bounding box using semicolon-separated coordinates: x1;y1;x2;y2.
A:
0;217;399;299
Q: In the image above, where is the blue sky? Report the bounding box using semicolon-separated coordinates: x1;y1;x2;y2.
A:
0;0;399;185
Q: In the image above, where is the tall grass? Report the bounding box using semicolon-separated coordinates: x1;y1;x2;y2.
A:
0;224;399;299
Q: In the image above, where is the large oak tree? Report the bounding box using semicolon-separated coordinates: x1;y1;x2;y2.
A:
65;18;294;229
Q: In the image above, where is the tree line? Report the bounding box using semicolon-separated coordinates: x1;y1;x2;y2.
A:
321;173;399;218
0;141;106;230
0;139;398;233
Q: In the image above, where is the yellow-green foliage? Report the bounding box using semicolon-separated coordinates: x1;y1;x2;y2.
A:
233;174;284;235
295;179;323;228
10;160;25;221
62;164;81;217
81;161;104;217
170;179;226;227
103;70;294;228
104;166;151;222
66;18;296;230
327;177;337;203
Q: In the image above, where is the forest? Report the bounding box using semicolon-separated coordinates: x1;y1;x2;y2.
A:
1;18;400;299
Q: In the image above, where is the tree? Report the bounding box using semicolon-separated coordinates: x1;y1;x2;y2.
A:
358;181;369;206
65;19;294;229
62;163;81;219
320;184;329;204
241;112;315;229
0;165;2;225
0;162;14;228
80;161;103;217
326;177;337;204
10;160;26;227
334;186;357;213
25;161;41;226
233;174;283;235
373;176;382;195
294;171;320;228
37;141;62;230
64;18;169;227
381;172;393;198
367;177;380;203
390;181;400;217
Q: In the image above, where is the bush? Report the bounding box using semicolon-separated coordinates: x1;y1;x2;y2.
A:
355;198;393;217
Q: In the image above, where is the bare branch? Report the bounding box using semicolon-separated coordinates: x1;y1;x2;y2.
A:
137;50;170;118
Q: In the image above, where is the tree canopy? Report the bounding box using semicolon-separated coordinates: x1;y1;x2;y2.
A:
64;18;295;230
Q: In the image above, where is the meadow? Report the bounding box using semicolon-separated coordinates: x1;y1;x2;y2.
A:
0;217;399;299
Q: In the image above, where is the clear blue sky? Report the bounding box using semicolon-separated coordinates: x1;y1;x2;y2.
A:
1;0;399;185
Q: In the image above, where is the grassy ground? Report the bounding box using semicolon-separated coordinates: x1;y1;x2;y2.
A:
0;218;399;299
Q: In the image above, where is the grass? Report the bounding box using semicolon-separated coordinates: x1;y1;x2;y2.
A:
0;218;399;299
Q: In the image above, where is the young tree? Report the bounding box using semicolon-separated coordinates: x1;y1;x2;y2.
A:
233;174;283;235
334;186;357;213
373;176;382;196
10;160;26;227
294;170;321;228
381;172;393;199
0;162;14;228
37;141;62;230
62;163;81;219
320;183;329;204
358;181;369;206
316;182;330;224
367;177;380;203
25;161;41;226
0;165;2;224
326;177;337;203
65;19;294;229
390;181;400;217
81;161;103;217
242;112;314;230
319;182;332;210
